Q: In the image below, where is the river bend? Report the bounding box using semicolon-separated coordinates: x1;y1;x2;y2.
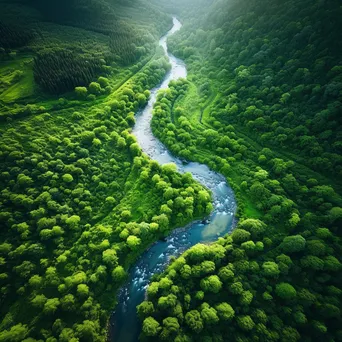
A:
110;17;237;342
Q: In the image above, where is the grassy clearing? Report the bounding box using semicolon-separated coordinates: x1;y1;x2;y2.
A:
0;55;35;103
174;82;201;125
201;91;219;125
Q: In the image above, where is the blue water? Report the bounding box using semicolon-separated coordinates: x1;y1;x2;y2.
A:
109;17;237;342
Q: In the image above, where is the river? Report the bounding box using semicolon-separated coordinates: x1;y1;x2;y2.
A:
109;17;237;342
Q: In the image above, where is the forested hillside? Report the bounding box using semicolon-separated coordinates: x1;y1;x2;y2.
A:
0;0;170;102
138;0;342;341
0;1;214;341
1;0;342;341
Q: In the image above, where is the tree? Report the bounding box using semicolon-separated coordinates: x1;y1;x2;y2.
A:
92;138;101;146
89;82;101;95
324;256;342;271
137;301;155;319
126;235;141;250
280;235;306;253
37;217;56;230
312;320;327;334
241;240;256;252
65;271;87;288
250;182;270;202
0;243;12;255
275;283;297;300
159;277;173;290
198;190;210;204
218;266;234;282
0;323;29;342
62;173;73;183
240;290;253;306
121;210;131;221
61;294;76;311
75;320;98;341
117;137;126;149
185;310;203;333
17;174;33;186
158;294;177;310
112;266;127;282
102;249;118;267
230;282;244;295
59;328;78;342
200;260;215;275
200;275;222;293
306;240;326;256
318;304;340;318
77;284;89;297
98;76;109;88
152;214;169;232
130;143;141;156
43;298;60;314
238;219;266;237
316;228;333;240
300;255;324;270
147;282;159;297
31;294;47;308
14;261;35;278
201;304;219;325
137;93;147;106
328;207;342;223
262;261;280;277
105;196;116;207
142;317;161;337
231;229;251;244
282;327;300;342
237;315;255;331
215;302;235;320
28;274;43;288
195;291;204;300
75;86;88;99
180;264;192;279
65;215;81;230
162;163;177;175
161;317;180;338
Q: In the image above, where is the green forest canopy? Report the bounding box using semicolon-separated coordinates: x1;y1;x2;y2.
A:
139;0;342;341
0;0;210;340
0;0;342;341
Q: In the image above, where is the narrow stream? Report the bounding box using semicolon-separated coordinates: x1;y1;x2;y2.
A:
110;17;237;342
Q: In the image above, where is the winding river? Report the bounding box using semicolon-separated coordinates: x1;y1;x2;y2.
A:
110;17;237;342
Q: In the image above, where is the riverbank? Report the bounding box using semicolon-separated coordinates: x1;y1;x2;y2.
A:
109;17;236;342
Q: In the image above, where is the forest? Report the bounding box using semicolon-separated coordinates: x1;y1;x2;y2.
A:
0;0;341;341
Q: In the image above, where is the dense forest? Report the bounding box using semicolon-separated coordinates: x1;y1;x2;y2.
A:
0;0;341;341
138;0;342;341
0;0;214;340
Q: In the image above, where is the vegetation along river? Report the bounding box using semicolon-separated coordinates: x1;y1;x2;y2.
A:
110;17;237;342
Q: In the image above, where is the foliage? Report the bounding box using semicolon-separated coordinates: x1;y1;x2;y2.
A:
138;0;342;340
0;2;207;341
